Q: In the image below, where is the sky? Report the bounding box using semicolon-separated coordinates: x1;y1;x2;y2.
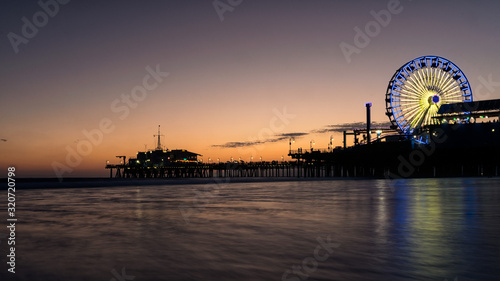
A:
1;0;500;178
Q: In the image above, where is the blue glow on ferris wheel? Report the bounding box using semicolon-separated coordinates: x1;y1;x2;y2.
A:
432;95;440;104
385;56;474;137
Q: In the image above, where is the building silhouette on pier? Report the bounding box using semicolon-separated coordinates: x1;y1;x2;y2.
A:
106;56;500;179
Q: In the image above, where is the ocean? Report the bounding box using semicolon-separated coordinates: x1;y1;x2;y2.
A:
2;178;500;280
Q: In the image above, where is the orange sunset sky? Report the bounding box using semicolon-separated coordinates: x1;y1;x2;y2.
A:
1;0;500;177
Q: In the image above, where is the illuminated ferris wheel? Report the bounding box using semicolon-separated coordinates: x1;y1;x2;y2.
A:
386;56;473;138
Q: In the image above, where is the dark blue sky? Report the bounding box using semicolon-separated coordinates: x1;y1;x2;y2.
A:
2;0;500;176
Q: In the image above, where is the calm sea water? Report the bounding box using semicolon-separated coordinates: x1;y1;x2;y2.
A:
2;178;500;281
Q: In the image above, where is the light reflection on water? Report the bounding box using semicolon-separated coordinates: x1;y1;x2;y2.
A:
2;178;500;280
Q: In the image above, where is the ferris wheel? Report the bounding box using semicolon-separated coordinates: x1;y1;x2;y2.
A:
385;56;473;139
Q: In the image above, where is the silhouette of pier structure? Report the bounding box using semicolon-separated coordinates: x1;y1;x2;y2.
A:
106;97;500;179
107;161;326;179
105;125;343;178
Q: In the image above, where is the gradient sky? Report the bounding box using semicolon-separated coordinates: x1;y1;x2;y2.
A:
1;0;500;177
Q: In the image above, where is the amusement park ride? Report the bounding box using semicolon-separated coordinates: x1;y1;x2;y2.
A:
107;56;500;178
333;55;498;148
385;56;473;143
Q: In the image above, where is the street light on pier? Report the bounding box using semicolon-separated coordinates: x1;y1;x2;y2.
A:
289;137;295;153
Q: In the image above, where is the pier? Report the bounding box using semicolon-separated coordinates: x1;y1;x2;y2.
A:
106;120;500;180
106;161;336;179
105;65;500;180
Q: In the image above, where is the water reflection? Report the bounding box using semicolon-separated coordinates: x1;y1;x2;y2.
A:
2;178;499;280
